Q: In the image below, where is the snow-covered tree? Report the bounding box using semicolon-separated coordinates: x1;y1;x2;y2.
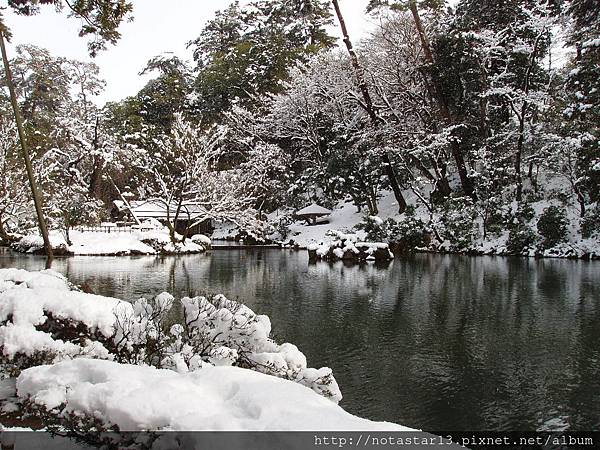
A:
188;0;335;123
0;121;29;240
138;115;261;243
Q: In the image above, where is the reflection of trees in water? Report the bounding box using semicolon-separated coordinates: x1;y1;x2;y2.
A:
369;255;600;430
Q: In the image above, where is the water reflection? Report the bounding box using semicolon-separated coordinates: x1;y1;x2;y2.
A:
1;248;599;431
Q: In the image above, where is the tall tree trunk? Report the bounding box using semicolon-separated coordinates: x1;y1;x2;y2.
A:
515;32;543;203
331;0;407;213
0;28;53;259
408;0;476;200
515;106;526;203
89;118;102;199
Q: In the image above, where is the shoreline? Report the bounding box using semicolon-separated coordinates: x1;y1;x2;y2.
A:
2;243;599;261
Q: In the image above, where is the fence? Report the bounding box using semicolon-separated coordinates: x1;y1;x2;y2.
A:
73;224;155;233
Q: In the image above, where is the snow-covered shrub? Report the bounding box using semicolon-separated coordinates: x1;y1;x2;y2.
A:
268;213;294;241
388;208;430;251
11;234;71;255
356;209;430;252
581;204;600;239
507;202;536;224
504;202;538;254
355;215;389;242
537;206;568;249
482;208;505;239
0;270;120;377
506;224;537;255
0;269;342;406
111;292;342;402
439;197;480;250
110;293;177;367
190;234;212;248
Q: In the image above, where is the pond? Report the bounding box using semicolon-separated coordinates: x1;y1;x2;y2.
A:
1;247;599;432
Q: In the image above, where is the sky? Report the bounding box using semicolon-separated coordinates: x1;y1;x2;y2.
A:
2;0;376;105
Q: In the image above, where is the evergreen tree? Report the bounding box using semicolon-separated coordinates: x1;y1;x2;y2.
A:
188;0;335;123
564;0;600;203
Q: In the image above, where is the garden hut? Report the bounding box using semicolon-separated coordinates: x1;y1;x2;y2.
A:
295;203;332;225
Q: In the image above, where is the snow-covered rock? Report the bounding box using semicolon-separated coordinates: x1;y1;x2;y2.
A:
308;230;394;263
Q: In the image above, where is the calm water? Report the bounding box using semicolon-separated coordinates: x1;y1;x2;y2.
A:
1;247;599;431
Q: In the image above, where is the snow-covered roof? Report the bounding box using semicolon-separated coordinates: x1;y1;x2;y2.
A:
296;203;332;216
113;200;209;220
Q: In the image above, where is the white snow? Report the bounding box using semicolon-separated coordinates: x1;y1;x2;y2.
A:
16;359;412;431
0;269;130;338
14;228;209;256
0;269;129;362
296;203;332;216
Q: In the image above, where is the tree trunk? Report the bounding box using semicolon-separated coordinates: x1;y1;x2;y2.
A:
331;0;407;213
89;118;102;199
0;28;53;259
515;104;526;203
408;0;476;200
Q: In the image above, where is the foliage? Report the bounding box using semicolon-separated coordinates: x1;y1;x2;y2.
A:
439;197;480;250
357;207;430;251
536;205;568;249
506;223;537;254
581;204;600;239
188;0;335;123
0;121;29;239
2;0;599;254
136;114;260;243
6;0;133;56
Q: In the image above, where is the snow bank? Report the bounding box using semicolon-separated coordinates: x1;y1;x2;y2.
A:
17;359;410;431
12;229;211;256
0;269;340;402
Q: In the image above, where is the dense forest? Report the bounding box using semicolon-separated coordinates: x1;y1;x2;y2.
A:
1;0;599;257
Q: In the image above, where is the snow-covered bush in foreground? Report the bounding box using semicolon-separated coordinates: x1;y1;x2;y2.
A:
0;269;370;431
110;292;341;402
308;230;394;262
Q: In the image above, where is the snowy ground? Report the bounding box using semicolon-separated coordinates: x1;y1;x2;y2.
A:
0;268;412;433
268;190;599;259
12;228;210;256
276;193;403;248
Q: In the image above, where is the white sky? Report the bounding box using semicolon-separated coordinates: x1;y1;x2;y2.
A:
2;0;375;105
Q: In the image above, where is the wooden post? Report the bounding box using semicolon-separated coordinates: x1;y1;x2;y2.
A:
0;27;53;259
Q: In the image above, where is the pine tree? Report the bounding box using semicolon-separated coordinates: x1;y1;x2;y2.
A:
564;0;600;203
189;0;335;123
